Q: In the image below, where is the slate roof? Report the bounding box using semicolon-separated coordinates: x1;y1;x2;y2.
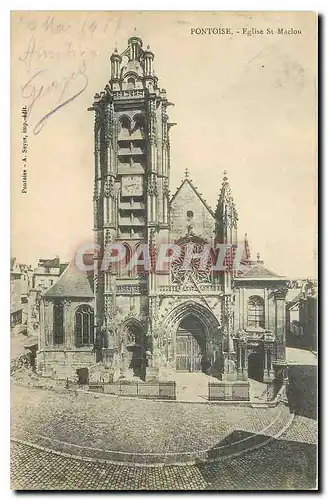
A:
235;263;285;280
43;261;94;298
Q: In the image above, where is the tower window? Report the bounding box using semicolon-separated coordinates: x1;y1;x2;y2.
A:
119;116;131;134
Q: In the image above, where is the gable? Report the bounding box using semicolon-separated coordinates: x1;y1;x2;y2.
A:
169;181;215;242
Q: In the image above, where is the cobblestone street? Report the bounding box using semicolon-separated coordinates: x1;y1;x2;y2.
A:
11;385;286;463
11;347;317;490
11;415;317;490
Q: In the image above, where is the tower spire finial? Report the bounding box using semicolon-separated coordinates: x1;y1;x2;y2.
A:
244;233;251;262
184;168;189;179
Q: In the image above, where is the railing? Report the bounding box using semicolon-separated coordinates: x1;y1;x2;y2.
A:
239;331;276;341
89;380;176;400
208;381;250;401
158;283;222;294
113;89;145;99
116;284;148;294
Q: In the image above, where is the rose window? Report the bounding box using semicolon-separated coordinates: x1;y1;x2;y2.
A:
171;240;212;284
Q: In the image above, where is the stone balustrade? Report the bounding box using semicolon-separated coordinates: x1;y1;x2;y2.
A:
158;283;222;294
113;89;145;99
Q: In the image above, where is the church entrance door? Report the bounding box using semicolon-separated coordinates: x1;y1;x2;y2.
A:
248;348;264;382
124;323;146;380
176;316;205;372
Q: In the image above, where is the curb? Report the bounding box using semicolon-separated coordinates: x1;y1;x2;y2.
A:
12;382;285;407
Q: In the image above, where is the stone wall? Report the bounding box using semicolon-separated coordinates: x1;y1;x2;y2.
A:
36;349;96;379
170;181;215;242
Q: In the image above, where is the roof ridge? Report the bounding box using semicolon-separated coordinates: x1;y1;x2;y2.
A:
170;177;215;217
237;262;285;279
43;261;94;298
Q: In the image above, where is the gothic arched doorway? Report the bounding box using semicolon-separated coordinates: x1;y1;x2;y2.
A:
162;300;222;377
123;321;146;380
248;348;264;382
176;315;206;372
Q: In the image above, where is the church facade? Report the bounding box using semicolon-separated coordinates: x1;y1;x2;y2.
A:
37;37;288;386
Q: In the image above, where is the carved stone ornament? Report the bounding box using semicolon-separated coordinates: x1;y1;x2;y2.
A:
105;229;112;245
123;311;148;327
163;177;170;197
63;299;72;308
43;299;52;309
148;174;158;197
104;177;115;198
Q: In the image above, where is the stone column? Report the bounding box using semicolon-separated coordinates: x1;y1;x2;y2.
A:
268;346;275;380
63;299;73;348
222;294;237;382
237;343;243;380
274;287;288;361
263;344;275;382
241;342;248;381
243;288;247;330
263;346;268;381
244;345;249;379
264;288;269;330
37;299;43;350
44;299;54;346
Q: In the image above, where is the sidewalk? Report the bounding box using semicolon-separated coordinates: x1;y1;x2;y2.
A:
286;347;317;366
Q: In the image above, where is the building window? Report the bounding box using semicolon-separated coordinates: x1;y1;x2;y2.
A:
247;296;265;329
53;301;64;344
119;243;132;277
75;305;94;347
119;115;131;134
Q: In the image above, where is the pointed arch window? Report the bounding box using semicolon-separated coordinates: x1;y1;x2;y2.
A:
118;116;131;138
53;301;64;345
133;114;146;136
119;243;132;277
75;305;94;347
134;243;148;277
247;296;265;329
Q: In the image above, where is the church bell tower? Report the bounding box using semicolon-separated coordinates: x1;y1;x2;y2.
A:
89;36;174;356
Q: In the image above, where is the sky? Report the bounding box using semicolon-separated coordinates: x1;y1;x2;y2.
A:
11;11;317;278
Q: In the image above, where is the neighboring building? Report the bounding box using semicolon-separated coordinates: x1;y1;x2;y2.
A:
37;37;289;385
33;258;68;292
286;280;317;351
25;258;68;337
10;258;23;327
19;264;33;324
299;283;317;352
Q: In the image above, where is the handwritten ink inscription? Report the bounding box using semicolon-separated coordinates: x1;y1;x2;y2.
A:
17;14;112;135
21;62;89;134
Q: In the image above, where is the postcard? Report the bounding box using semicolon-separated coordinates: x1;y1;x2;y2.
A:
10;11;317;491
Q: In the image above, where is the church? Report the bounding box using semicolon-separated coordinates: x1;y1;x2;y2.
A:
37;37;288;388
